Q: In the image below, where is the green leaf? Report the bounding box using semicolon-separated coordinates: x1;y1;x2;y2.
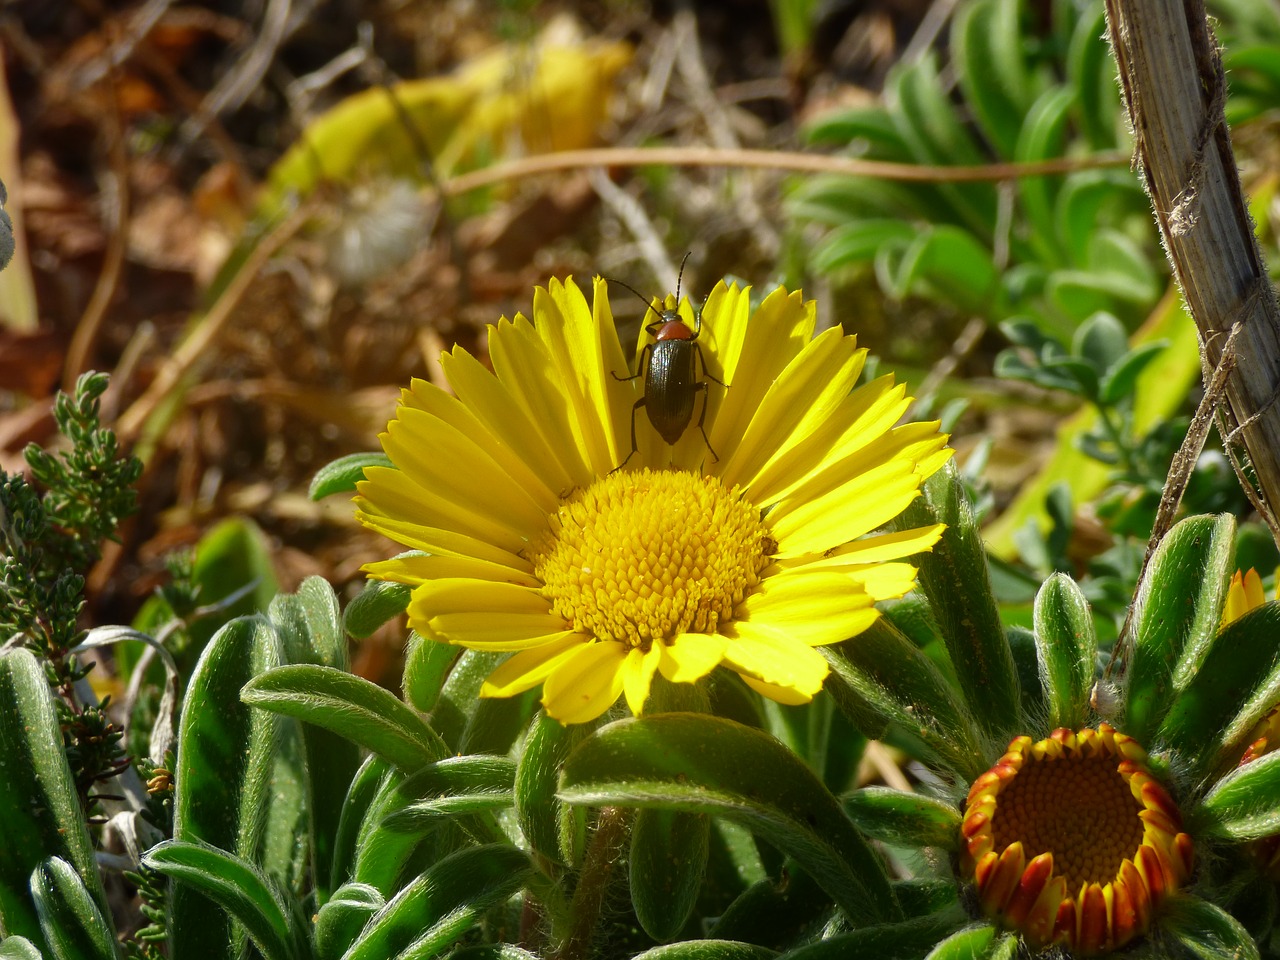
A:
379;756;515;834
516;711;585;866
344;578;412;640
631;943;778;960
1161;894;1261;960
29;858;116;960
1193;749;1280;840
449;949;542;960
143;840;304;960
1032;573;1096;730
402;632;460;714
0;937;45;960
314;882;384;960
886;56;998;238
1124;514;1236;743
1067;3;1117;150
331;756;395;893
1085;231;1160;304
777;911;967;959
241;664;448;772
810;221;915;274
269;581;360;904
559;714;900;925
1054;172;1146;269
893;461;1021;740
889;227;997;314
1098;341;1168;407
1157;602;1280;782
630;807;709;941
0;650;109;948
801;108;909;157
1073;312;1129;374
708;863;830;947
952;0;1027;159
821;619;987;782
172;616;283;960
309;452;394;500
343;845;534;960
842;787;961;851
923;923;998;959
1014;86;1075;265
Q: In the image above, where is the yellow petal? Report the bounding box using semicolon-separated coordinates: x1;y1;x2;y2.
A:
383;407;549;535
658;633;729;683
364;552;536;587
739;673;815;705
786;524;944;570
482;635;587;696
542;641;628;723
739;572;880;646
722;622;830;694
356;466;527;553
769;462;923;556
622;644;662;715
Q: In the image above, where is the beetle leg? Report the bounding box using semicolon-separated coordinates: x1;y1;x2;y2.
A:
612;343;654;383
693;343;729;388
610;396;648;473
694;382;719;462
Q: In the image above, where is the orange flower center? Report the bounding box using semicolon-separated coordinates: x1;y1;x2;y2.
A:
991;752;1145;893
962;724;1193;955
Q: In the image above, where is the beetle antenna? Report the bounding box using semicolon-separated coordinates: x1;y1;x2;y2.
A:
604;276;664;324
674;251;691;305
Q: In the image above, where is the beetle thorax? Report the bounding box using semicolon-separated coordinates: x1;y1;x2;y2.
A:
653;319;694;341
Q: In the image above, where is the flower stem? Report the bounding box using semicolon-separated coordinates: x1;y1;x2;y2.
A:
555;805;631;960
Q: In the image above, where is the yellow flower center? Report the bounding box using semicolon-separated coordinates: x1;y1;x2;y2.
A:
530;468;774;649
992;752;1144;893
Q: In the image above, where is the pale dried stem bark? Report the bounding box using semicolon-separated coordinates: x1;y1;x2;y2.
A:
1105;0;1280;542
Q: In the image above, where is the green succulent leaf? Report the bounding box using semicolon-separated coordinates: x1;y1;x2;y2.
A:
810;221;915;274
343;578;413;640
630;808;710;941
0;650;109;948
777;910;968;959
314;882;384;960
1015;86;1075;265
1033;573;1096;730
0;937;45;960
29;858;117;960
1158;601;1280;781
1073;312;1129;374
379;756;514;836
330;756;396;893
923;923;1000;959
952;0;1027;159
821;617;985;781
267;578;360;903
1098;341;1169;406
402;632;461;714
1124;514;1236;743
143;840;306;960
894;461;1021;741
1161;894;1261;960
558;713;900;926
842;787;962;852
308;452;394;500
516;710;581;866
342;845;534;960
171;616;283;960
629;943;777;960
241;664;448;772
1194;749;1280;840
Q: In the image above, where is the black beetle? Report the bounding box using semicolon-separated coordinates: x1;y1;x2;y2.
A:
609;259;728;471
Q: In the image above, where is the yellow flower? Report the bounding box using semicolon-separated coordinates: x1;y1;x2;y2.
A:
355;276;950;723
1221;567;1267;629
962;724;1193;955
